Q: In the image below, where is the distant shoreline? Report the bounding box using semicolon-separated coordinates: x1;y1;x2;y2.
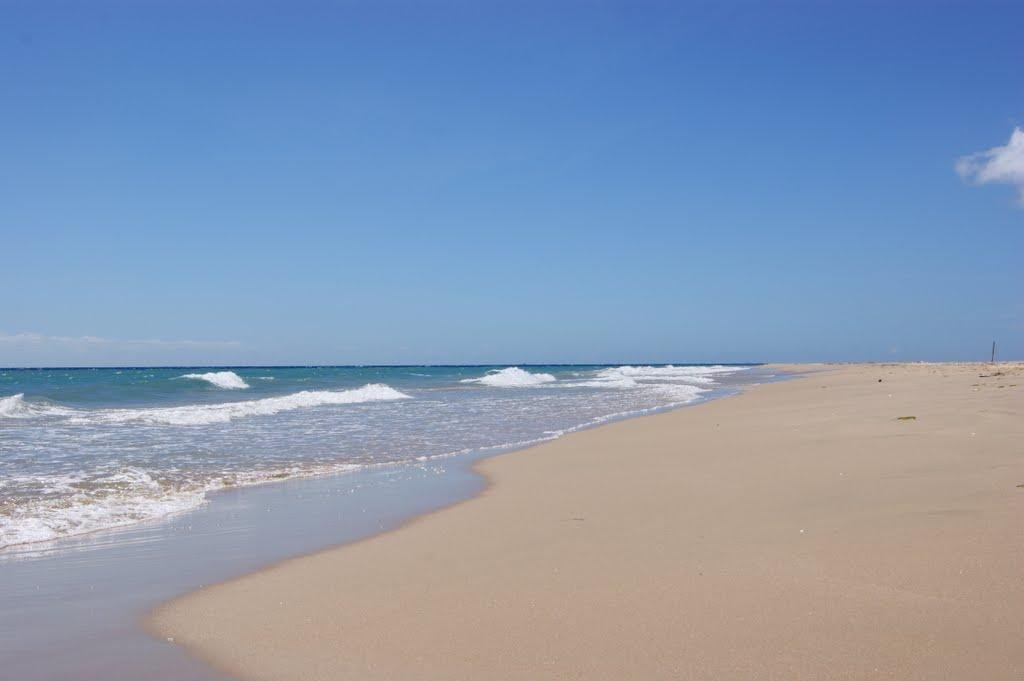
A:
1;362;764;371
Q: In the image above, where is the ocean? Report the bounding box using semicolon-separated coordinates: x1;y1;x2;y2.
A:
0;364;754;551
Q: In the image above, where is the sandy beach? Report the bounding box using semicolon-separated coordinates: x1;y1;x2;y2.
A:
149;363;1024;681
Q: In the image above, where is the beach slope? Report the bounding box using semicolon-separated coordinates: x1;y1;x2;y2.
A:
150;363;1024;680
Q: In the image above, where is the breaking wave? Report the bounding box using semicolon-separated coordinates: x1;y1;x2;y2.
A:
0;393;28;417
577;364;744;388
180;371;250;389
460;367;557;387
562;364;749;402
75;384;412;426
0;394;75;419
0;384;411;426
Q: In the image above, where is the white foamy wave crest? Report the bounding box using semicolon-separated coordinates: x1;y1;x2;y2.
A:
597;365;745;384
0;469;206;549
0;394;76;419
460;367;557;387
560;365;750;405
0;393;28;418
568;365;747;389
180;371;250;389
71;383;411;426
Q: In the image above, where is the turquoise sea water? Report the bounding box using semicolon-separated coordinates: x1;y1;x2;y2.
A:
0;364;754;549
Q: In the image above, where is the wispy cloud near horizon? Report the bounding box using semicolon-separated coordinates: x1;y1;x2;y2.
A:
956;127;1024;204
0;331;241;349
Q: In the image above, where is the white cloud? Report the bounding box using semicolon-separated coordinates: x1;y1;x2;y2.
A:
956;127;1024;203
0;331;240;349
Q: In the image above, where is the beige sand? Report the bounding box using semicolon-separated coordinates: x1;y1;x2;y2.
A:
150;363;1024;680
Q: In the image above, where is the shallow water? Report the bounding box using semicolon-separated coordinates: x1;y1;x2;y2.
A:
0;458;487;681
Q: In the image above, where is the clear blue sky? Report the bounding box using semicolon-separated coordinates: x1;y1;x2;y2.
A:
2;1;1021;366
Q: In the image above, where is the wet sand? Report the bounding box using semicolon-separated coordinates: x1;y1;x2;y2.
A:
151;363;1024;680
0;457;488;681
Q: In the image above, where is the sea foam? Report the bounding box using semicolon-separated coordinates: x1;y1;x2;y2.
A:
76;383;411;426
0;468;207;548
180;371;250;389
460;367;557;387
596;365;744;383
562;365;749;404
0;462;365;549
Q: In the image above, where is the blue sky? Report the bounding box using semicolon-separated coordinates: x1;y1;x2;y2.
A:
2;1;1021;366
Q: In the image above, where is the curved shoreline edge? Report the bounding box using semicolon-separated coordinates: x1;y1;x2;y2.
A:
148;363;1024;681
141;369;777;631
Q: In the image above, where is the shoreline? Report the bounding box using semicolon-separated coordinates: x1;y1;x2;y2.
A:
150;362;1024;680
1;442;495;681
139;375;775;637
1;366;769;681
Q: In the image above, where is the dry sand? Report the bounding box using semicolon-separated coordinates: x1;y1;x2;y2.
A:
150;363;1024;680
